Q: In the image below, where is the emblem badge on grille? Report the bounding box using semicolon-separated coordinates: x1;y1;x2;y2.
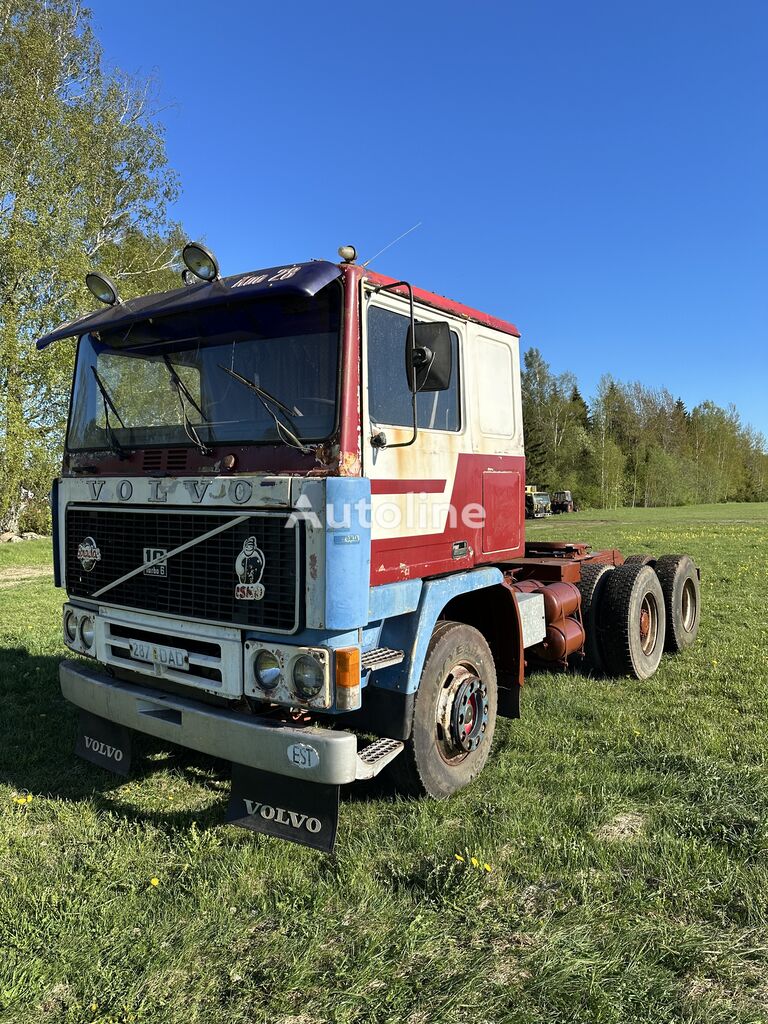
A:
76;536;101;572
143;548;168;577
235;536;265;600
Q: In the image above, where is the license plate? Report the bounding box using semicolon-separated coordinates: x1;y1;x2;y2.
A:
128;639;189;672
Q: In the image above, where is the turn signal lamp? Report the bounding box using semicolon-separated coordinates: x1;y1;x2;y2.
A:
335;647;361;710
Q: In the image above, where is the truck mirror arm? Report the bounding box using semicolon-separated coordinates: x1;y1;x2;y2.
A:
371;280;419;450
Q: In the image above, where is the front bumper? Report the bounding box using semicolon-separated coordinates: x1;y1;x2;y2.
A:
60;659;359;785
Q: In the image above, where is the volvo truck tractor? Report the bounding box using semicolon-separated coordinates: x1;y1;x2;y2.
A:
37;242;702;851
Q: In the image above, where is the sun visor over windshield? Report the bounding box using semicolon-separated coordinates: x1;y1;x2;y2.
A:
35;261;342;350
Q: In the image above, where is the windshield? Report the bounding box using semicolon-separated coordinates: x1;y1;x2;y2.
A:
67;287;341;451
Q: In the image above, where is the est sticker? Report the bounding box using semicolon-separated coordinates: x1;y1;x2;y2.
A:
287;743;320;770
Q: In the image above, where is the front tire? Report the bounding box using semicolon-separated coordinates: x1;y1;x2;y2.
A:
390;621;498;799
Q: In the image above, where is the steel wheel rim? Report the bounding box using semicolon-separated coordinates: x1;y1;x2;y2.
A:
681;578;696;631
435;663;489;765
639;593;659;655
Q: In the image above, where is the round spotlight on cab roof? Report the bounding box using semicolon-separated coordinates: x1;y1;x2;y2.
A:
182;241;220;282
338;244;357;264
85;271;121;306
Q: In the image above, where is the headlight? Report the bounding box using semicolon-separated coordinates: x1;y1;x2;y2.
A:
292;655;324;699
64;610;78;643
80;617;95;649
254;649;281;691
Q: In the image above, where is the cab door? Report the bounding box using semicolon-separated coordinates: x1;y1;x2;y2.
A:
361;284;471;585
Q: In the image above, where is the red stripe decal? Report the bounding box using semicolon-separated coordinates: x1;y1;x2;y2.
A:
370;479;446;495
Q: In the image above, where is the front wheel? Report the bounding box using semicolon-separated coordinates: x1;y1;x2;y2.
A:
389;621;498;799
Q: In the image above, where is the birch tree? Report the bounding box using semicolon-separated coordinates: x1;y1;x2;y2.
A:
0;0;184;530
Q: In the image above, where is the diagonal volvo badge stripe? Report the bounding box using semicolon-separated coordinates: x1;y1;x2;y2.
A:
91;514;250;599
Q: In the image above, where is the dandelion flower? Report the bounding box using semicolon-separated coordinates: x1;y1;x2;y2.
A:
471;856;480;867
484;863;492;873
454;854;465;863
150;877;160;887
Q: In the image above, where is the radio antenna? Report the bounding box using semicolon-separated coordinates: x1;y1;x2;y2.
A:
362;222;422;268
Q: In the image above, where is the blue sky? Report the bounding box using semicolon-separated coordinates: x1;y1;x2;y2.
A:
88;0;767;438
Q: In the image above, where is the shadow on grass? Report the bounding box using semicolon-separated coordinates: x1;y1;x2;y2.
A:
0;645;396;833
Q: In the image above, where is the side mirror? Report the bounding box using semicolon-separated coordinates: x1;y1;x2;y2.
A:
405;321;452;392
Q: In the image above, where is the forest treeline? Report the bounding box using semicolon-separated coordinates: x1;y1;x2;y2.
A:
522;348;768;508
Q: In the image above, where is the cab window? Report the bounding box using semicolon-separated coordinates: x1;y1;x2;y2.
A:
367;305;460;431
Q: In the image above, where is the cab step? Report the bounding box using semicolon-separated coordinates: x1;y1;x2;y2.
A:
361;647;405;672
355;737;404;780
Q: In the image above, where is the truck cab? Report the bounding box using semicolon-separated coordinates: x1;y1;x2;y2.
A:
38;247;698;850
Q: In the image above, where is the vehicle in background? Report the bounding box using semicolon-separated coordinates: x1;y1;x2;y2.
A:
526;491;552;518
551;490;576;513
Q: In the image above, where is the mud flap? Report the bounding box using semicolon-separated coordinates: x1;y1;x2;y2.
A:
75;710;132;776
226;764;340;853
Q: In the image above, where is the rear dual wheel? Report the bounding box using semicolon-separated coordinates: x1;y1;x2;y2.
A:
655;554;700;651
577;562;614;675
599;564;666;679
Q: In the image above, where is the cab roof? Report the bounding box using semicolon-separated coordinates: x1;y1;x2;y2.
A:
35;260;341;350
361;267;520;338
35;258;521;349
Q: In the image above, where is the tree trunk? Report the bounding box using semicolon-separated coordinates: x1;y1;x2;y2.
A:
0;301;26;534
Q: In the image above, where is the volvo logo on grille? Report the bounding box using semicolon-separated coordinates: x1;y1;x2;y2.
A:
235;536;265;601
76;536;101;572
143;548;168;577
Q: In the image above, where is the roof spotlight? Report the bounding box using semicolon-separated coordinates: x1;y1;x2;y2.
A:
181;268;198;287
85;271;121;306
182;241;220;282
338;244;357;264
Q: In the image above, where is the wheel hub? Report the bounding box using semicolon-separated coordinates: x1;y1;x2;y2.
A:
436;665;489;762
639;594;659;655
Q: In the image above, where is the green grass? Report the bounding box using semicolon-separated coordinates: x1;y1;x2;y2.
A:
1;506;768;1024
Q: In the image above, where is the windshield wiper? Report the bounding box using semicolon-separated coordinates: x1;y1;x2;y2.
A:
163;355;212;456
217;364;311;453
218;365;302;419
90;366;127;459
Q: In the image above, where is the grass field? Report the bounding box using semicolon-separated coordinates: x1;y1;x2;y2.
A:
1;503;767;1024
